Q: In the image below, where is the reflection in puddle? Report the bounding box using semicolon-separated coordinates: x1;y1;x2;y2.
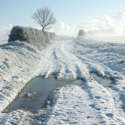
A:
5;77;82;113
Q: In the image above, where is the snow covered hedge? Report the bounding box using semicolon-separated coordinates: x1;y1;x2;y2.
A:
8;26;55;49
78;29;85;37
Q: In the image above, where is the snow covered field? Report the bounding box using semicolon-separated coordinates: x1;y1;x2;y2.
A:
0;35;125;124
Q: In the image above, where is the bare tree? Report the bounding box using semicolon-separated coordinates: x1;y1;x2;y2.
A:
32;7;56;32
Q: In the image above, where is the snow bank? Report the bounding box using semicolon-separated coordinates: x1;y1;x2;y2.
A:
8;26;55;49
0;41;42;112
0;110;31;125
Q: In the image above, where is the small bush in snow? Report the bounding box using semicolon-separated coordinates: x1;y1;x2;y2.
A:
78;29;85;37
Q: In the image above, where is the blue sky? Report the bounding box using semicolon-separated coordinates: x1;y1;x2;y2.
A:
0;0;125;27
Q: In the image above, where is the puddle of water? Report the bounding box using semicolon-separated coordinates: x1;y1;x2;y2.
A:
5;77;82;113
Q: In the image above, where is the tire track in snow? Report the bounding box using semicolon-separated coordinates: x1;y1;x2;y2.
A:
38;38;125;124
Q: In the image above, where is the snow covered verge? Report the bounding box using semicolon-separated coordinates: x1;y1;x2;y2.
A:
0;41;43;112
0;36;125;124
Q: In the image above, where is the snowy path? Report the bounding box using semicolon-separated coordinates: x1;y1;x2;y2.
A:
31;38;125;124
46;83;125;125
0;38;125;124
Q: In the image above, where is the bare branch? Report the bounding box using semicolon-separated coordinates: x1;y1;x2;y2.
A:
32;7;56;32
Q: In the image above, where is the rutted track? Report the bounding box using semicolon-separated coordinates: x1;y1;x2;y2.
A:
1;38;125;124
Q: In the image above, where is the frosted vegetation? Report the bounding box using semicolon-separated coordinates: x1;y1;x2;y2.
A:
8;26;55;50
0;27;125;124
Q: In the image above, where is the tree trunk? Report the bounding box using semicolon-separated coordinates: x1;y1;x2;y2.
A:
42;27;45;32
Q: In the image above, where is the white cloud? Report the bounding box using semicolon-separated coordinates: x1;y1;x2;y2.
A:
76;9;125;41
51;9;125;40
0;24;13;43
80;9;125;37
51;21;78;36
